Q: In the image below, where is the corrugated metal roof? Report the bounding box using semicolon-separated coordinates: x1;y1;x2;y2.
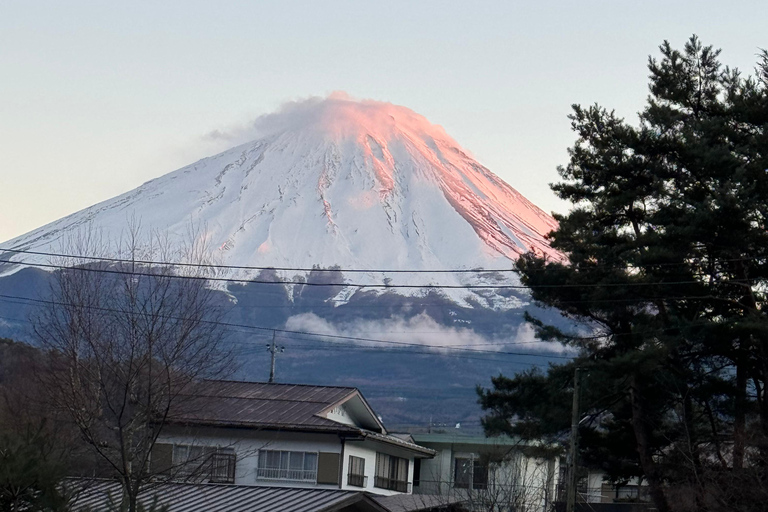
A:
169;380;360;432
372;494;466;512
68;480;390;512
165;381;435;457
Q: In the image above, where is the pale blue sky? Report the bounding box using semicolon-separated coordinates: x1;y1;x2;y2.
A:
1;0;765;242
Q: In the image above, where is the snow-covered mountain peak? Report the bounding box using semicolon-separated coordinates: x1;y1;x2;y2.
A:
251;93;454;145
1;95;561;303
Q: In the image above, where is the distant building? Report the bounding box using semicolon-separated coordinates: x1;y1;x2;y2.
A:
150;380;435;496
411;432;559;512
555;469;651;508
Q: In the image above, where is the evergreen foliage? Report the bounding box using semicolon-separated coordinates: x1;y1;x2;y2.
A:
0;424;70;512
478;36;768;512
0;339;71;512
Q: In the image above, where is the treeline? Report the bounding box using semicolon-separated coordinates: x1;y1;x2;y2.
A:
0;338;84;511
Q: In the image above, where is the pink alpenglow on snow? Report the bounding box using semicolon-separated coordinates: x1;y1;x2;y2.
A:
1;93;562;304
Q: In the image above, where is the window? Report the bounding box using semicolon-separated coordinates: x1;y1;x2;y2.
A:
348;455;366;487
374;453;409;492
453;456;488;490
209;451;237;484
171;444;236;484
257;450;318;482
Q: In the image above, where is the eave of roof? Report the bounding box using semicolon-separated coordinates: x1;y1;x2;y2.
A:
358;431;436;457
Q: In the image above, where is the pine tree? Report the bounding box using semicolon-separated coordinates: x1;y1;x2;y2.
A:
479;37;768;512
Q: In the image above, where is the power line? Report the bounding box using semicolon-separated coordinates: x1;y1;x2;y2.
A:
0;248;516;274
228;342;554;367
0;292;742;345
266;333;569;359
0;259;523;289
0;293;572;360
0;257;754;290
4;246;765;273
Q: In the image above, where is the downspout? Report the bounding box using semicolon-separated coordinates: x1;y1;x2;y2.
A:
339;435;346;489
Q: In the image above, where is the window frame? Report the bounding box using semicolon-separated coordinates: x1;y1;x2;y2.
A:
453;455;488;491
374;453;409;492
347;455;367;488
170;444;236;484
256;450;319;482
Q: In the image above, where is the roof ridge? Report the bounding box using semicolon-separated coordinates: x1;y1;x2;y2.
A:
178;393;349;405
201;378;359;391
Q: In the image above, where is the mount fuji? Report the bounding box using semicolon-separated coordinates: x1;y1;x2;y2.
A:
0;94;569;425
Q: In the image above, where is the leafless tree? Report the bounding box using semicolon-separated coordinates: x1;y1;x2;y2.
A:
32;225;234;512
462;449;557;512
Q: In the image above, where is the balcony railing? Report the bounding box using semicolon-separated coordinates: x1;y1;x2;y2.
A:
256;467;317;482
347;473;368;488
374;476;409;493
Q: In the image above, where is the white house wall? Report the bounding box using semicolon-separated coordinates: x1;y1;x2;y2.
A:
413;440;559;512
417;445;452;494
159;426;342;489
158;426;423;496
341;440;416;496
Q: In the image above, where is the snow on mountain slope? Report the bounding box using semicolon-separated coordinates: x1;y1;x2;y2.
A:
0;94;560;305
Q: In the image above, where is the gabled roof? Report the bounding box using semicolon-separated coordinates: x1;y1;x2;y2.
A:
168;380;385;434
68;480;391;512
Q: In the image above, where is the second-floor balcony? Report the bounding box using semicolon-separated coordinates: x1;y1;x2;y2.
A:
374;476;409;493
256;467;317;482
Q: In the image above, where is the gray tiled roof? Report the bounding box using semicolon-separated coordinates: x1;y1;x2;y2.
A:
68;480;390;512
169;380;360;432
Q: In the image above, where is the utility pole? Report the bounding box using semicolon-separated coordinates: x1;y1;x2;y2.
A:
566;367;582;512
267;331;284;383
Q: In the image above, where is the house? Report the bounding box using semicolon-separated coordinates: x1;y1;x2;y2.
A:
411;432;560;512
150;380;436;496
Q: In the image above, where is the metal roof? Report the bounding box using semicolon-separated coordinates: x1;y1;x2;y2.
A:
372;494;466;512
362;431;436;457
411;433;525;446
166;381;434;457
68;480;391;512
169;380;362;432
